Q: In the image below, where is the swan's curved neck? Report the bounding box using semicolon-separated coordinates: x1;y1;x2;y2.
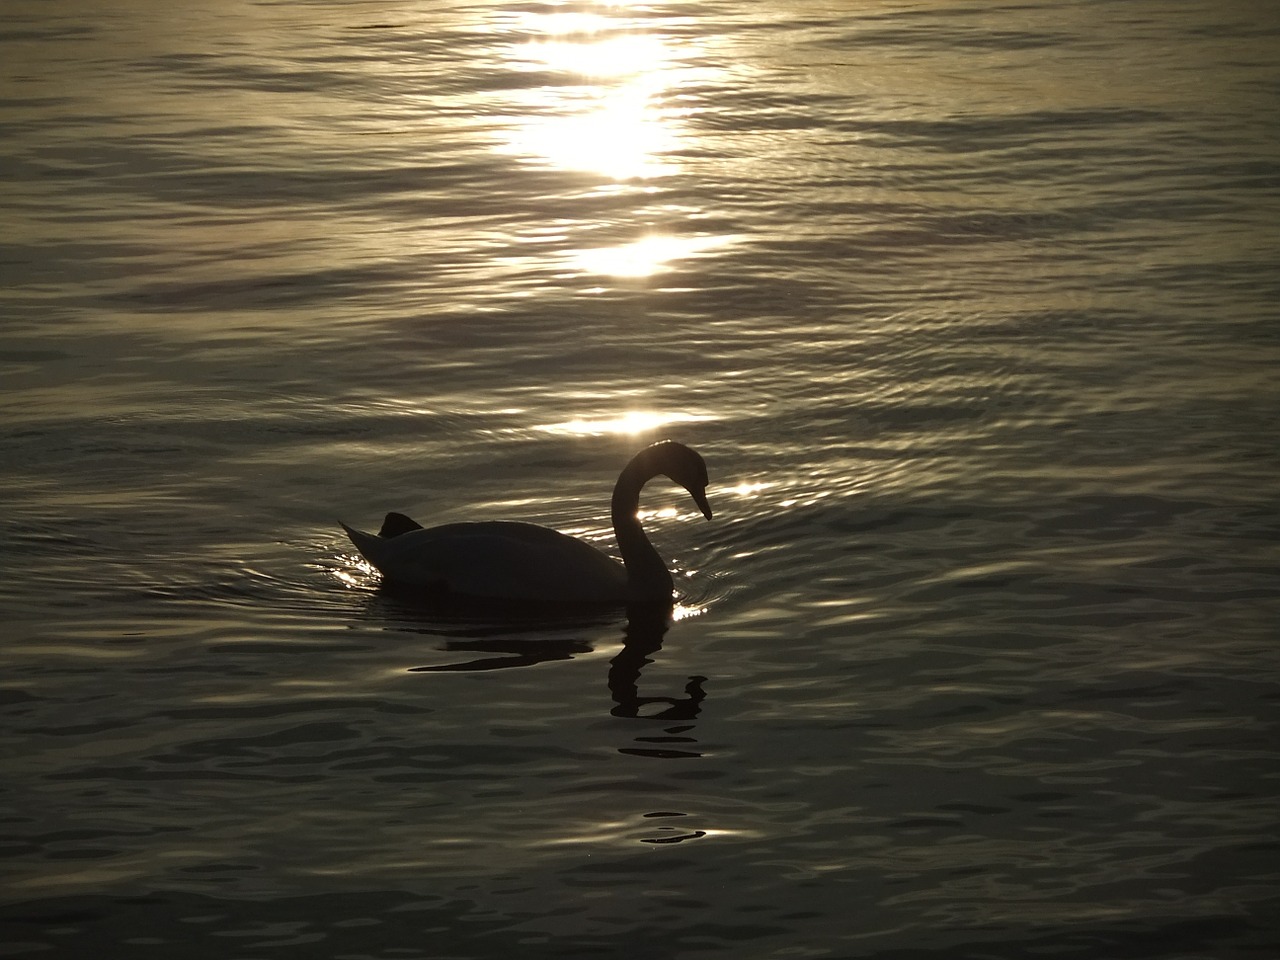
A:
611;456;673;602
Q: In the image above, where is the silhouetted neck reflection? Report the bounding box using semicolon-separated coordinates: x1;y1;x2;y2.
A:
608;605;707;721
373;593;709;729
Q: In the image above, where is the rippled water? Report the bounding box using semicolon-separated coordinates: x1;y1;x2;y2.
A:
3;1;1279;957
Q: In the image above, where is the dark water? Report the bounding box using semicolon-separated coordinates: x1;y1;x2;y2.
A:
3;1;1279;957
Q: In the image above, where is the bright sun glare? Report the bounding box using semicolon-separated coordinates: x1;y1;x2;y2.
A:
504;25;675;181
491;5;733;278
501;8;678;181
536;411;716;437
570;234;725;278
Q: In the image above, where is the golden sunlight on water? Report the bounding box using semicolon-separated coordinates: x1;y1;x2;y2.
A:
498;8;682;181
569;233;732;278
5;0;1276;953
535;411;718;437
487;2;734;278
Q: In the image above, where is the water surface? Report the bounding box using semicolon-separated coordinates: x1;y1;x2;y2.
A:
3;1;1279;957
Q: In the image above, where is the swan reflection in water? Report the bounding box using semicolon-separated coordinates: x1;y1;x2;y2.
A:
392;600;708;745
608;604;706;723
341;440;715;753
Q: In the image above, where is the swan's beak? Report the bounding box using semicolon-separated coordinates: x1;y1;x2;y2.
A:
691;486;713;520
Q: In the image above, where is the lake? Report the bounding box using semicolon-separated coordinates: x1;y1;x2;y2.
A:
2;1;1278;957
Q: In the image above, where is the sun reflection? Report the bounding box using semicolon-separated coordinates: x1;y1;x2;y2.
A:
570;233;729;278
498;5;685;181
332;553;377;590
671;602;705;621
507;96;677;181
530;33;668;79
332;568;362;589
486;4;739;281
536;410;716;437
638;506;679;521
725;480;774;499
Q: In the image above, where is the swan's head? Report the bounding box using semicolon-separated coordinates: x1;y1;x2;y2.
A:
645;439;713;520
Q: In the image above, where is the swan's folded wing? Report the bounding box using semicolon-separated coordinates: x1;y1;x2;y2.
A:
343;520;627;602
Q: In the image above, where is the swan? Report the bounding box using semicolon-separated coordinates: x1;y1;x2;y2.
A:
340;440;713;605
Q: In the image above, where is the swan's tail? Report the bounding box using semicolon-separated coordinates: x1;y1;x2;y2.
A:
340;522;386;571
339;519;443;590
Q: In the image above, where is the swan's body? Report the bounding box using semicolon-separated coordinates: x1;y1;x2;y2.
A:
340;440;712;605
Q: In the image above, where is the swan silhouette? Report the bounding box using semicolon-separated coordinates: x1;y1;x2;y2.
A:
341;440;712;604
